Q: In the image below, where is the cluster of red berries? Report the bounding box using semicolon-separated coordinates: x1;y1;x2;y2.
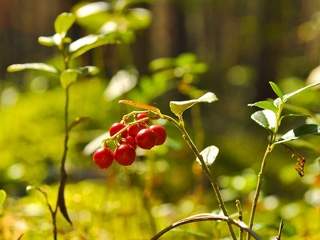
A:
93;112;167;169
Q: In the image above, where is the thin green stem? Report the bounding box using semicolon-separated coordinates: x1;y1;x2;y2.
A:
51;49;72;240
151;213;260;240
162;114;237;240
246;142;273;240
236;200;244;240
275;219;284;240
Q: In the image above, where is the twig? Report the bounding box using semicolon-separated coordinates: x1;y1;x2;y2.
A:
236;199;244;240
150;213;261;240
275;219;284;240
161;114;237;240
247;142;273;240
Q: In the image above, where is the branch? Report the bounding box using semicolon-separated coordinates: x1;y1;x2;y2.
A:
150;213;261;240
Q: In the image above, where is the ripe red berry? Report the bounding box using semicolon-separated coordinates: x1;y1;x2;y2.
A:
136;112;149;125
150;125;167;145
109;122;127;137
135;128;156;149
120;136;136;149
114;144;136;166
92;147;114;169
128;124;141;137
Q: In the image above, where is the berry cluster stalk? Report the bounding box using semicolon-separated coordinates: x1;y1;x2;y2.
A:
162;114;237;240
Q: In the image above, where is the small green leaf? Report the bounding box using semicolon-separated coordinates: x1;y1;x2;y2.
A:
38;36;56;47
78;66;100;76
248;100;277;112
196;145;219;166
170;92;218;117
60;69;78;88
68;33;122;59
54;12;75;36
7;63;58;74
269;81;283;98
149;58;174;72
276;124;320;144
283;82;320;102
38;34;69;47
74;2;110;18
0;190;6;209
127;8;152;30
251;110;277;132
104;69;138;101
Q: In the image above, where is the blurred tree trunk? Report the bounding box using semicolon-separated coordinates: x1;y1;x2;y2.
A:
255;0;286;99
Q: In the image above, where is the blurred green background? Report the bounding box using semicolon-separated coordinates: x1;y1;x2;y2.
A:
0;0;320;239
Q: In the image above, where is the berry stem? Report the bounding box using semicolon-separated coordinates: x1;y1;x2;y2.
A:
161;114;237;240
104;117;149;145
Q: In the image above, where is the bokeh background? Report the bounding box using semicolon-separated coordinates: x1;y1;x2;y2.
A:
0;0;320;239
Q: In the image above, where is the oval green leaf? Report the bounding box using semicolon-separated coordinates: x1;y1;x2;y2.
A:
60;69;78;88
248;100;277;112
276;124;320;144
7;63;58;74
269;81;283;98
68;33;122;59
78;66;100;76
170;92;218;117
251;110;277;132
54;12;75;36
74;2;110;18
196;145;219;166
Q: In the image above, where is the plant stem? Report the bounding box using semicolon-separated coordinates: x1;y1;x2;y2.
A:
275;219;284;240
246;142;273;240
236;200;244;240
162;114;237;240
150;213;260;240
52;86;71;240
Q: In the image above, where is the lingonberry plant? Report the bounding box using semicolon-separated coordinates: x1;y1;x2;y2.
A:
91;80;320;239
4;2;320;240
7;11;133;240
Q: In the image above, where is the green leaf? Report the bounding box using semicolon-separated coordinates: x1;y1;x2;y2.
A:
54;12;75;36
170;92;218;117
60;69;78;88
38;36;56;47
68;33;128;59
104;69;138;101
74;2;110;18
283;82;320;102
196;145;219;166
7;63;58;74
38;34;71;47
149;58;174;72
127;8;152;30
0;190;6;209
78;66;100;76
276;124;320;144
248;100;277;112
251;110;277;132
269;81;283;98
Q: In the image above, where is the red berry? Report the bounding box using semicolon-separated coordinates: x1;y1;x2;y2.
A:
114;144;136;166
109;122;127;137
150;125;167;145
135;128;156;149
136;112;149;125
128;124;141;137
93;147;114;169
121;136;136;148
